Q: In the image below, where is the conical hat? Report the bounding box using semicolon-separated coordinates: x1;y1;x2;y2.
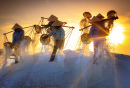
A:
83;12;92;18
48;15;58;21
96;13;104;18
107;10;116;16
89;16;101;23
52;20;63;26
12;23;22;30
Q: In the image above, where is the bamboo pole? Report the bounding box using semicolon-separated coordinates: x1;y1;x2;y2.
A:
41;17;48;19
3;25;34;35
41;24;74;29
62;26;75;29
3;31;14;35
79;16;118;31
79;25;92;31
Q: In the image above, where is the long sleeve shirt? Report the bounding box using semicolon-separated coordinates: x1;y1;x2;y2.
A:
12;29;24;45
89;24;99;38
98;20;107;28
89;19;108;38
80;18;90;33
48;27;65;41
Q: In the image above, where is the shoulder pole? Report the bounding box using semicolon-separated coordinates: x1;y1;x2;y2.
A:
3;25;34;35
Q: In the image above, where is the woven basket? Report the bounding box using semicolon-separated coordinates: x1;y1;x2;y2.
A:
40;34;50;45
4;42;12;47
34;25;42;34
81;33;92;44
21;36;31;41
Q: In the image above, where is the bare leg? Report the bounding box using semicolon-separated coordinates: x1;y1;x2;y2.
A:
93;42;99;64
49;45;58;62
14;46;19;64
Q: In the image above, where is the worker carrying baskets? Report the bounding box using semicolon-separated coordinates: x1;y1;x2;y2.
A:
76;11;92;52
79;12;92;44
42;20;65;62
11;23;24;64
42;15;58;34
89;11;118;64
79;12;92;33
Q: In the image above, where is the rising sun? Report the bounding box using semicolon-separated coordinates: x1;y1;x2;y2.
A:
107;23;125;45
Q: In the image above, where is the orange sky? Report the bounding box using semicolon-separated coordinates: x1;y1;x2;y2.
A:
0;0;130;55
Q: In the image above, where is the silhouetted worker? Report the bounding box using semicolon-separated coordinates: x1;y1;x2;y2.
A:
79;12;92;33
96;13;108;47
43;20;65;62
89;16;101;62
12;23;24;64
96;13;117;46
89;13;118;63
107;10;117;30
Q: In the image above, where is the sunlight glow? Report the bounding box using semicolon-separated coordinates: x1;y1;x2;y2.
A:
89;42;94;51
63;23;80;50
108;23;125;45
64;23;94;51
36;23;124;51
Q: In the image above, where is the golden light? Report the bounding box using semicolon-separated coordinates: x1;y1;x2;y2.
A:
65;22;125;51
34;22;124;52
63;23;80;50
64;23;94;52
108;23;125;45
89;42;94;51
